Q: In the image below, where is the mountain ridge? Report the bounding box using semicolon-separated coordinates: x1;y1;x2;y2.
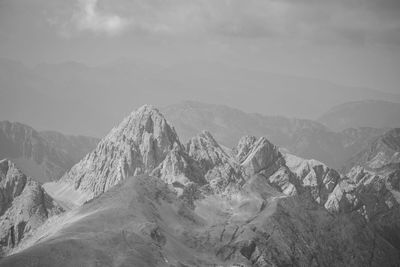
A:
2;105;400;266
161;101;387;170
0;120;99;184
318;100;400;131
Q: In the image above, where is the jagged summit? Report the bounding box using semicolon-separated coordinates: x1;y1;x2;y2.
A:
106;104;179;144
4;109;400;266
0;159;61;255
186;130;232;168
50;105;183;206
345;128;400;171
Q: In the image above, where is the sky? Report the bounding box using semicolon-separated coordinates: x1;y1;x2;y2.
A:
0;0;399;93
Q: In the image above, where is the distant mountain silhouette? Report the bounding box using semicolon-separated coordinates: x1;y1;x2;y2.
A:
318;100;400;131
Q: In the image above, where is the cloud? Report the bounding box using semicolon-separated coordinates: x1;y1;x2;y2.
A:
73;0;130;35
62;0;400;45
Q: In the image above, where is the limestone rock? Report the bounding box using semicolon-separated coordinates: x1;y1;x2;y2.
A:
186;131;244;193
346;128;400;171
285;153;340;204
240;137;296;196
234;135;257;163
58;105;182;202
0;121;98;183
151;143;205;188
0;159;62;255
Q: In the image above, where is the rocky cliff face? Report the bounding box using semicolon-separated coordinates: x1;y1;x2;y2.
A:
0;159;62;255
58;105;185;203
162;101;386;170
185;131;243;194
3;175;399;266
324;128;400;251
345;128;400;171
0;121;98;183
20;106;400;266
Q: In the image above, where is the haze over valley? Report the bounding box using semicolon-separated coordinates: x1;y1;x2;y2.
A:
1;0;400;266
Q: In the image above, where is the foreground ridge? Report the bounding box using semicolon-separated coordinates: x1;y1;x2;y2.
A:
2;105;400;266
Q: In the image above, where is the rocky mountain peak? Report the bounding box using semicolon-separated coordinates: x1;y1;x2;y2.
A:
55;105;182;205
0;159;28;215
345;128;400;171
241;137;283;175
380;128;400;151
106;104;180;146
235;135;258;163
0;159;61;254
186;130;231;170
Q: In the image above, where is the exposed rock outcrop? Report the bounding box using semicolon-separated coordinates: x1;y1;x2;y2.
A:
323;129;400;251
20;106;399;266
57;105;184;203
3;174;399;267
0;121;98;183
0;159;62;255
162;101;386;170
186;131;243;194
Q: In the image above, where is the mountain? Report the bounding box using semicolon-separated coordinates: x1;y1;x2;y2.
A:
45;105;201;207
0;121;99;183
3;105;399;266
0;159;62;256
1;58;400;137
328;128;400;251
2;177;398;266
345;128;400;172
318;100;400;131
161;101;386;170
39;131;99;165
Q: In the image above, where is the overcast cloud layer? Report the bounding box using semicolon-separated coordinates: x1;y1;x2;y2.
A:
58;0;400;45
0;0;399;93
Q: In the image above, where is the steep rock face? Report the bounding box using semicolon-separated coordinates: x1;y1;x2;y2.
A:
162;101;386;170
2;107;400;266
3;175;400;267
285;154;341;205
241;137;283;175
324;129;400;251
234;135;257;163
150;142;205;187
0;159;62;255
239;137;297;196
0;121;98;183
58;105;184;202
186;131;243;193
0;121;72;183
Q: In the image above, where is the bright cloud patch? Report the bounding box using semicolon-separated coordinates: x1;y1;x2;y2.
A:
74;0;130;35
64;0;400;45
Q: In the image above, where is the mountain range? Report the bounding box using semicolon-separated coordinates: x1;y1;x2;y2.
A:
1;105;399;266
162;101;387;171
318;100;400;131
1;58;399;137
0;121;99;184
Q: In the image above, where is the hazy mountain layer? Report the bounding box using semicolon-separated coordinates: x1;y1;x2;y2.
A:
1;58;399;137
345;128;400;172
162;101;386;170
0;121;99;183
318;100;400;131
